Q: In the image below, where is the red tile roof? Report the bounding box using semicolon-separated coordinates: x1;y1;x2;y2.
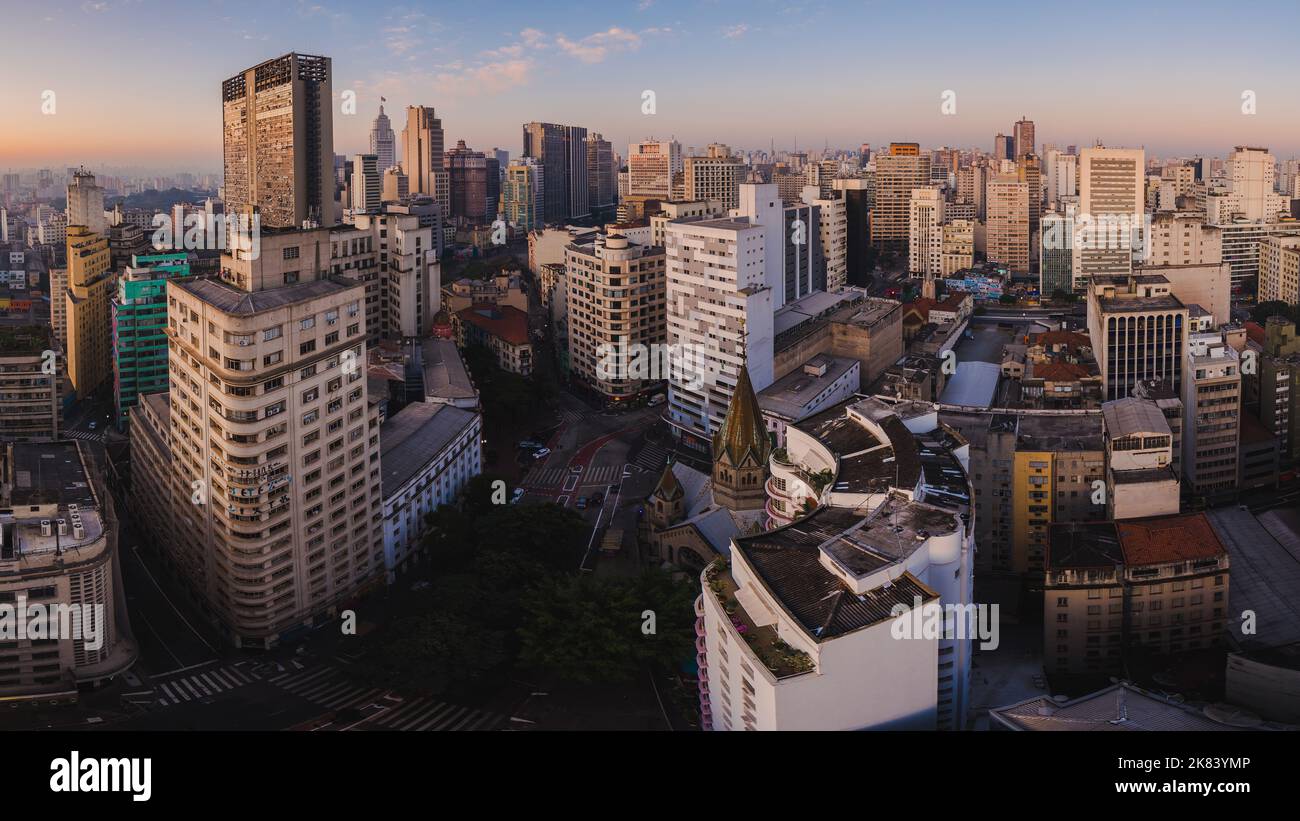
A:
1116;513;1226;566
1033;361;1091;381
456;304;531;345
1032;330;1091;350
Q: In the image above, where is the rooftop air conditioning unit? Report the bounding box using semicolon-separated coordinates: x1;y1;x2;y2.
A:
56;519;67;536
73;525;85;540
40;520;51;536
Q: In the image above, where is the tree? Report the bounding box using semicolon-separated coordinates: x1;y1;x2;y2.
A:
517;570;698;683
1251;300;1300;327
476;503;589;571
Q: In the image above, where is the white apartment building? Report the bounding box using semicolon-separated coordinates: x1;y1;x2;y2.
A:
941;219;975;277
685;144;746;211
1259;234;1300;304
803;187;847;291
1206;147;1288;224
664;216;774;446
907;187;944;277
1145;211;1222;267
1076;146;1144;284
699;398;974;730
565;233;667;405
133;227;384;648
987;175;1030;274
379;402;481;582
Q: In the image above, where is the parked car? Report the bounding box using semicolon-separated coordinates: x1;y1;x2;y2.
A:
647;394;666;407
575;496;589;510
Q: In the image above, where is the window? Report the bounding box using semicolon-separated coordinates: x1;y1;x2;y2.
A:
283;246;300;260
300;340;317;355
264;351;283;366
264;326;282;341
300;316;316;330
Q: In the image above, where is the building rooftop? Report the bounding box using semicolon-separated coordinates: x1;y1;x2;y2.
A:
990;684;1249;731
175;275;354;315
1047;521;1123;569
419;338;477;404
1102;397;1171;439
1208;506;1300;651
1015;413;1104;452
0;324;51;356
455;304;530;346
733;505;939;642
1116;513;1226;566
939;361;1001;408
6;441;96;508
756;354;858;421
379;403;479;499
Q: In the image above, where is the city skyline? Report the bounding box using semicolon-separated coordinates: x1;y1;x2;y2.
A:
4;0;1300;171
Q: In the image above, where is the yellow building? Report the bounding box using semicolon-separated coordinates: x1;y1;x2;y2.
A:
63;225;113;399
1010;417;1107;575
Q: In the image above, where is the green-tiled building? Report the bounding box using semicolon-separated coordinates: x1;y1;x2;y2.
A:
113;252;190;427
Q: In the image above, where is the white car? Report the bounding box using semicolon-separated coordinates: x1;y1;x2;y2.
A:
511;488;526;504
532;448;551;460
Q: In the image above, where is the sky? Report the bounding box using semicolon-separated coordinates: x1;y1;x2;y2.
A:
2;0;1300;174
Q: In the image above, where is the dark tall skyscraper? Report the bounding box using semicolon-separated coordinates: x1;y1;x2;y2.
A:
1014;116;1036;159
523;121;590;223
222;52;336;227
445;139;489;223
586;133;616;215
994;133;1013;162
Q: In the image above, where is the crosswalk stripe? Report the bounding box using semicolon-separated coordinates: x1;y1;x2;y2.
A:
179;679;203;699
309;680;355;703
375;699;426;726
465;711;500;731
405;702;459;731
197;673;223;692
394;701;452;730
282;667;333;690
213;669;243;688
297;676;344;700
426;706;471;730
333;688;383;710
447;709;480;731
160;682;180;704
225;667;254;685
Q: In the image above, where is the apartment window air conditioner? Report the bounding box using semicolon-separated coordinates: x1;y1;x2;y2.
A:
40;520;51;536
57;519;67;535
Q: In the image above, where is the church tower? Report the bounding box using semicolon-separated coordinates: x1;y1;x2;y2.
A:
648;462;685;530
711;364;771;511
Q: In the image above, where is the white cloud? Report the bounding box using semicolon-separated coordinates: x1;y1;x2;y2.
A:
723;24;750;39
555;27;643;64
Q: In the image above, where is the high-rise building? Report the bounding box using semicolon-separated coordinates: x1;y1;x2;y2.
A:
369;102;396;173
67;168;107;236
994;133;1013;161
734;183;821;308
585;133;616;215
0;325;63;441
349;154;381;215
63;225;113;400
940;220;975;277
131;228;382;648
381;166;408;203
1253;317;1300;461
870;142;930;254
628;139;683;199
522;122;589;222
685;144;745;211
1045;149;1078;208
503;158;545;233
986;176;1030;274
1017;153;1043;235
444;140;489;224
222;53;336;228
1087;273;1188;401
1207;146;1288;224
565;233;666;405
664;216;774;443
113;252;190;426
833;177;872;284
1076;147;1144;285
1040;210;1074;296
1013;117;1035;160
1182;331;1241;496
806;189;847;291
402;106;448;217
908;187;944;277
